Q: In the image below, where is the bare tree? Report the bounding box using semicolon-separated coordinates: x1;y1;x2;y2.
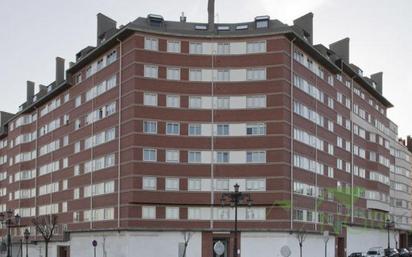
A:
32;214;58;257
294;228;307;257
181;232;193;257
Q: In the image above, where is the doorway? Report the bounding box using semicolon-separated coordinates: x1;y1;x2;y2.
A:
337;237;345;257
57;246;70;257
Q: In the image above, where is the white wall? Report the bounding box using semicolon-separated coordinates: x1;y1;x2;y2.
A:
347;227;397;254
70;231;202;257
241;232;335;257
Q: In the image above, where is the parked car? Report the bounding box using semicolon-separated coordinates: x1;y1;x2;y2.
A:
349;253;366;257
397;248;409;257
367;247;385;257
384;248;399;257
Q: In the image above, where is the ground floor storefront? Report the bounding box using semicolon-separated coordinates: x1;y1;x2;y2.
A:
5;228;407;257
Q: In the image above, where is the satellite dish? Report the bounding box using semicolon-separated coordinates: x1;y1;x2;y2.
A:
280;245;292;257
214;241;225;256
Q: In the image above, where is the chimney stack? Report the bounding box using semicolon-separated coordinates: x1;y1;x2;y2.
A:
55;57;65;85
97;13;117;46
330;38;350;64
293;13;314;44
26;81;35;103
180;12;187;23
208;0;215;31
371;72;383;94
407;136;412;153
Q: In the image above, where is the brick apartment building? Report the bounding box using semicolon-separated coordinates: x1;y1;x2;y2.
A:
0;5;411;257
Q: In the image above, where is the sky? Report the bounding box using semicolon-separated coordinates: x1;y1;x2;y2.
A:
0;0;411;137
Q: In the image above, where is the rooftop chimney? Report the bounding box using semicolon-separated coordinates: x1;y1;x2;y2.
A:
180;12;187;23
97;13;117;46
208;0;215;31
329;38;350;64
293;13;314;44
407;136;412;153
26;81;35;103
371;72;383;94
55;57;65;85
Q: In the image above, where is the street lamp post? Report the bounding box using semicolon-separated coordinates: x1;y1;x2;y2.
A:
323;231;329;257
0;209;21;257
220;184;252;257
24;228;30;257
385;218;394;249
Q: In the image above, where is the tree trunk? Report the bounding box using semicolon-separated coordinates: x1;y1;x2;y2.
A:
300;244;302;257
45;240;49;257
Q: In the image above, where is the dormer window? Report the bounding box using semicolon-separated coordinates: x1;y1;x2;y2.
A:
255;16;270;28
217;25;230;31
236;24;248;30
195;25;207;30
147;14;164;27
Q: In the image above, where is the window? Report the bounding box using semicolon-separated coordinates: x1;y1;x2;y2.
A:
246;179;266;191
246;95;266;108
246;123;266;135
143;93;157;106
216;152;229;163
247;69;266;80
143;121;157;134
327;75;334;86
215;179;229;191
142;177;156;190
74;119;81;130
166;150;179;163
144;65;158;78
75;96;82;107
167;41;181;53
166;68;180;80
189;69;202;81
189;42;202;54
96;58;104;71
75;73;82;84
144;37;158;51
165;207;179;220
216;97;230;109
256;19;268;28
74;142;81;153
188;179;201;191
217;70;230;81
188;151;201;163
63;93;70;103
217;43;230;55
143;149;157;162
63;158;68;169
142;206;156;219
328;97;334;109
246;151;266;163
247;41;266;53
63;136;69;146
166;123;180;135
188;124;201;136
73;188;80;199
106;49;117;65
166;95;180;108
189;97;202;108
165;178;179;191
216;124;229;136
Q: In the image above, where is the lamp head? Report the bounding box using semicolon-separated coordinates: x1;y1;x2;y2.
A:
234;183;240;193
24;229;30;240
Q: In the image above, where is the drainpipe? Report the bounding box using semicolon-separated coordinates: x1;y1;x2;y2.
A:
290;37;296;230
116;38;123;229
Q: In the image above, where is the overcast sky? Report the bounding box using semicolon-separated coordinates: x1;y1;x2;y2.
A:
0;0;411;137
